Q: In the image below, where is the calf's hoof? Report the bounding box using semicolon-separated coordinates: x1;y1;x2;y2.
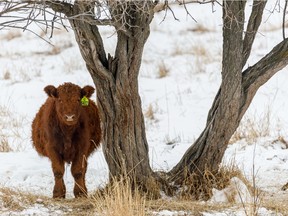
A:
74;187;87;198
53;189;66;199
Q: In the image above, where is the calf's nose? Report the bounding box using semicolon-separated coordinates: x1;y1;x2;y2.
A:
65;114;75;122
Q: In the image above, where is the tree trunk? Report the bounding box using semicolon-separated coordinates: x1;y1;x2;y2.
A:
169;1;245;182
67;1;158;196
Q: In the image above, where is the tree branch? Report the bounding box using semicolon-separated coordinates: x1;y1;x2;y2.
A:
242;0;267;68
283;0;288;40
44;0;73;16
240;37;288;118
208;37;288;122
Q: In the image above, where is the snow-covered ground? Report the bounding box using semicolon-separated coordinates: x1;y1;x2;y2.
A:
1;2;288;215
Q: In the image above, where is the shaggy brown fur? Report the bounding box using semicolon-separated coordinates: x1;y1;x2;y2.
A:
32;82;101;198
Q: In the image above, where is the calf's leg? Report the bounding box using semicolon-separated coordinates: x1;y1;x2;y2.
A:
71;154;88;198
48;149;66;198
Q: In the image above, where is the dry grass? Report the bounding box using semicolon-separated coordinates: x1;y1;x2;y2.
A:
148;199;233;215
174;162;246;201
1;30;22;41
2;70;11;80
91;177;147;216
230;109;271;144
191;44;208;57
188;24;211;33
172;42;209;57
0;187;46;212
0;105;28;152
61;54;85;74
48;42;73;55
1;173;286;216
157;61;169;78
1;67;33;84
145;104;156;120
0;185;235;215
262;197;288;215
0;187;95;215
0;136;12;152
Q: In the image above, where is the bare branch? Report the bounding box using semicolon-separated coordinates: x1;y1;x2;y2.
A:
283;0;288;40
178;0;197;22
237;37;288;122
0;0;114;40
242;0;267;68
176;0;216;5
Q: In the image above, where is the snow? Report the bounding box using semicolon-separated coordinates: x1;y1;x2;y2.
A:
1;2;288;215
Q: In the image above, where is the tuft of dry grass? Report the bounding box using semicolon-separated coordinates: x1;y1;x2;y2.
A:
48;45;62;55
1;30;22;41
157;61;169;78
191;44;208;57
230;109;271;144
0;105;28;152
48;42;73;56
2;70;11;80
1;66;34;84
145;104;156;120
188;24;211;33
0;187;46;212
91;177;147;216
0;186;94;215
164;161;245;202
0;136;12;152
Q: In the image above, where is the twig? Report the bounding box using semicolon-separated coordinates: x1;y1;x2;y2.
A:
283;0;288;40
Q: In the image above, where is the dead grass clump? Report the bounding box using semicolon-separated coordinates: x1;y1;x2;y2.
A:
0;187;44;212
262;198;288;215
175;163;245;201
0;105;28;152
1;30;22;41
157;61;169;78
2;70;11;80
188;24;211;33
48;46;62;55
0;137;12;152
145;104;156;120
2;66;33;84
230;109;271;144
275;136;288;149
190;44;212;74
192;44;208;57
0;186;95;215
48;42;73;55
91;177;147;216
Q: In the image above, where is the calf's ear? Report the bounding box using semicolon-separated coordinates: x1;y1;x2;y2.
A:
81;85;95;98
44;85;58;98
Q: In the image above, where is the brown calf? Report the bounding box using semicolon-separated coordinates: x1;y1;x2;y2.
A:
32;82;101;198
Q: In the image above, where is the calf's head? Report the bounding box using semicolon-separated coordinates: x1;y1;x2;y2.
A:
44;83;95;126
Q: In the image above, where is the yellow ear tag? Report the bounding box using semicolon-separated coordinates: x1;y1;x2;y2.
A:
81;96;89;106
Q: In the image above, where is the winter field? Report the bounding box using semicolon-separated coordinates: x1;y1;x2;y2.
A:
1;2;288;215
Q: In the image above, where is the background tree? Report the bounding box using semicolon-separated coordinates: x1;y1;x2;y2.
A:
1;0;288;198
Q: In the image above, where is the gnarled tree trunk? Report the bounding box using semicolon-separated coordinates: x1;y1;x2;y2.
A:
65;1;158;195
